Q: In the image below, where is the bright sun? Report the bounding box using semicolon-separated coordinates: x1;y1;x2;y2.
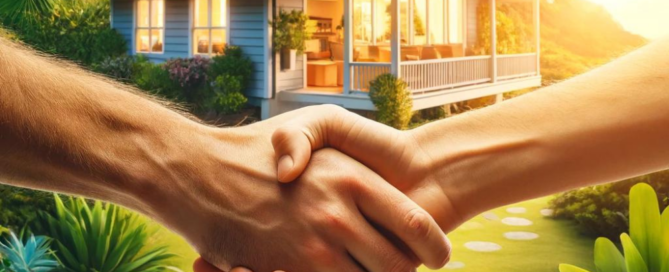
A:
578;0;669;40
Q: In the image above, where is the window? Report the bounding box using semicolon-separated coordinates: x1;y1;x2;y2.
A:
136;0;164;53
449;0;464;43
194;0;228;55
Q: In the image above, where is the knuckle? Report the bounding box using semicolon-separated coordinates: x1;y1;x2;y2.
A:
404;208;433;240
303;239;337;267
318;207;350;233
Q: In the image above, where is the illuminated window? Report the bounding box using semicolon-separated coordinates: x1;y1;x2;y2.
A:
136;0;164;53
194;0;228;55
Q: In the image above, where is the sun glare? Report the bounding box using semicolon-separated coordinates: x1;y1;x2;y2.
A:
581;0;669;40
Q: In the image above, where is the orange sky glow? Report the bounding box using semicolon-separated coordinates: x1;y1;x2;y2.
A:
581;0;669;40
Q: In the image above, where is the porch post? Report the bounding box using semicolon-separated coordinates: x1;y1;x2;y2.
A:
391;0;401;77
534;0;540;76
343;0;353;94
490;0;497;83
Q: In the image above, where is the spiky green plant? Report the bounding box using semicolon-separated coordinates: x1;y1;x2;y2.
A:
36;195;178;272
0;0;55;25
0;231;59;272
559;183;669;272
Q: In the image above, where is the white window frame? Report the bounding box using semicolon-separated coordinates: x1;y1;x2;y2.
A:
135;0;165;54
193;0;231;56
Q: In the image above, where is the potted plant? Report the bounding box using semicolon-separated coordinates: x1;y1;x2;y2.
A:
270;9;314;70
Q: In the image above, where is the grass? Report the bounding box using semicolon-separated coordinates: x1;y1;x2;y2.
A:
420;197;596;271
140;197;596;272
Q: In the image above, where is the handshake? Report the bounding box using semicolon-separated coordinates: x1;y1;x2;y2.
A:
163;105;466;272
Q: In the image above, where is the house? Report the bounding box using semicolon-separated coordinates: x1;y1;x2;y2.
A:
110;0;541;119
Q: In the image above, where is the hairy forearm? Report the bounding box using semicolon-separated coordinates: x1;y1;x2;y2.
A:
416;37;669;219
0;38;208;216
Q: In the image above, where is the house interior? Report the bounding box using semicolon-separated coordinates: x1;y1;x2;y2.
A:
304;0;467;93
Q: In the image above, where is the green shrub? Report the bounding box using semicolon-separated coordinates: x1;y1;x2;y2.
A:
132;56;183;102
208;46;254;90
0;231;59;272
94;55;135;82
559;183;669;272
549;171;669;240
0;185;54;231
34;195;176;272
1;0;127;65
369;73;413;130
164;56;211;106
210;74;248;114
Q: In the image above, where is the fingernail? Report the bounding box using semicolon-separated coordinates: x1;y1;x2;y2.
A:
277;155;294;182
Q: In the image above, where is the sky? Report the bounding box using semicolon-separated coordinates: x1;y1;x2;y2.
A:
583;0;669;40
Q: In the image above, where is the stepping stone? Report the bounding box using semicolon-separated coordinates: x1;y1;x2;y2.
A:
506;207;527;214
504;231;540;240
482;212;499;221
540;208;555;217
444;261;466;269
464;241;503;252
502;217;533;226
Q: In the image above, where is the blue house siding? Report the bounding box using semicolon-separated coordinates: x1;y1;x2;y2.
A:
230;0;270;98
111;0;134;55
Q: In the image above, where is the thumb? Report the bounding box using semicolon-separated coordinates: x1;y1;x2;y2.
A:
271;123;321;183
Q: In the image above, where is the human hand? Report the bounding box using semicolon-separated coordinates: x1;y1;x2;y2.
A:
145;110;450;272
270;105;466;232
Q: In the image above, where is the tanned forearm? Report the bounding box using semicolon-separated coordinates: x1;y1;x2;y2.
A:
415;36;669;219
0;38;209;218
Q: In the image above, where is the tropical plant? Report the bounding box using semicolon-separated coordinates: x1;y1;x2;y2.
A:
0;0;55;25
34;195;176;272
269;9;315;54
208;46;254;90
369;73;413;130
559;183;669;272
0;231;59;272
550;171;669;240
210;74;248;114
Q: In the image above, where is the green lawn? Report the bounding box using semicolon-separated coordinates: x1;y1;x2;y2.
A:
142;197;596;272
420;197;596;272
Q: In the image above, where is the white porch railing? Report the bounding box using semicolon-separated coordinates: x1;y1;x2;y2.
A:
400;56;493;94
497;53;538;80
350;62;392;92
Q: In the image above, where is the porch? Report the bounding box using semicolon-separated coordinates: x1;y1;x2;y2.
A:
277;0;541;111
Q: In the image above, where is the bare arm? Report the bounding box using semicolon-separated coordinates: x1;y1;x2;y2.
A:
272;37;669;230
0;38;450;271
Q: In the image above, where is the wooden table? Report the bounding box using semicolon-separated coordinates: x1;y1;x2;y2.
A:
307;61;338;87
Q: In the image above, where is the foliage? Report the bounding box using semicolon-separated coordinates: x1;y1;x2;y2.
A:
4;0;127;65
269;9;315;54
208;46;254;90
0;0;54;25
474;2;535;55
164;56;211;104
0;231;59;272
369;74;413;130
34;195;176;272
94;55;136;83
210;75;248;114
559;183;669;272
0;0;127;65
131;56;184;102
0;186;54;232
550;171;669;240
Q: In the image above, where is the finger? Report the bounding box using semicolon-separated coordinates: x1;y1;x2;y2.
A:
344;211;418;272
272;123;316;183
355;177;452;269
193;258;226;272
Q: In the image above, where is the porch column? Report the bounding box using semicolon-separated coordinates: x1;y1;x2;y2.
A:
534;0;540;76
343;0;353;94
391;0;401;77
490;0;497;83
